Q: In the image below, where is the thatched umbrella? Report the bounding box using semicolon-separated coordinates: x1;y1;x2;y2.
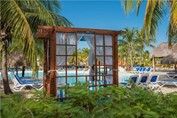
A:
149;42;177;72
161;53;177;71
8;51;26;67
149;42;175;59
8;51;26;76
161;53;177;64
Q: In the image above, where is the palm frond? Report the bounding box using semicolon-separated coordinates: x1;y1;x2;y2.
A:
170;0;177;29
121;0;137;15
51;13;73;26
168;0;177;45
1;0;34;44
144;0;165;40
39;0;60;13
136;0;142;15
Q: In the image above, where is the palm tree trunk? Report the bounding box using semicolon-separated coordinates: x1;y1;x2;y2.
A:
2;41;13;94
22;66;25;77
129;50;133;71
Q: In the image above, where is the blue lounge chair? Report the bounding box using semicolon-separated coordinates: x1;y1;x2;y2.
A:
15;74;42;83
139;68;147;74
158;79;177;88
11;74;43;91
146;67;152;73
119;75;139;86
147;74;160;90
138;74;149;86
139;74;148;83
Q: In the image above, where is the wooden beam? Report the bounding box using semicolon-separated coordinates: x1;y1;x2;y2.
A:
35;27;53;39
153;57;156;72
49;30;56;97
43;39;48;91
54;27;124;35
36;26;125;39
113;34;118;85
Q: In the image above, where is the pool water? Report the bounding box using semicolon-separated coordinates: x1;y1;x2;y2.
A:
0;71;132;84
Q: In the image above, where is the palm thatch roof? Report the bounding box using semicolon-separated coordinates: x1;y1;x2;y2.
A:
161;53;177;64
149;42;177;59
8;51;26;67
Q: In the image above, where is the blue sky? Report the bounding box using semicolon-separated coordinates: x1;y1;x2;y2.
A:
60;0;169;51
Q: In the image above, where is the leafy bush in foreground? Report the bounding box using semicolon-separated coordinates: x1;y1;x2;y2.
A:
1;84;177;118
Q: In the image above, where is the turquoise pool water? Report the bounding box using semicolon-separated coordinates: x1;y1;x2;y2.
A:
0;71;132;83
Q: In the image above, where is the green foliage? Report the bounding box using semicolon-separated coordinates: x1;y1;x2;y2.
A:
119;28;154;68
1;84;177;118
69;48;90;65
121;0;177;45
1;0;72;72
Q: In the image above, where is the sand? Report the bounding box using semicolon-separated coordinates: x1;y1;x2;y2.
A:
0;83;177;99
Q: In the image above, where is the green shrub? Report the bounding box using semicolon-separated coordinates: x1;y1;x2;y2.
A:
1;84;177;118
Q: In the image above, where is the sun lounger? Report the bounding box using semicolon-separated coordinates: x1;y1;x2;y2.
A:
167;73;177;79
147;74;160;90
139;68;147;74
11;74;43;91
119;75;139;87
146;67;152;73
158;79;177;88
137;74;149;88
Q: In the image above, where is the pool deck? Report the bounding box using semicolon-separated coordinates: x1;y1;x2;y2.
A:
1;70;177;95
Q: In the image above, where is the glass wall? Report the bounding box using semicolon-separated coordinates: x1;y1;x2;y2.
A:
55;32;114;87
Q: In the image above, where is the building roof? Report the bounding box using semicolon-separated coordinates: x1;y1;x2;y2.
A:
149;42;177;59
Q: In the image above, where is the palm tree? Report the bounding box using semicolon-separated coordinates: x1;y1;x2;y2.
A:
80;48;90;64
121;0;177;45
119;28;155;70
1;0;72;94
119;28;139;70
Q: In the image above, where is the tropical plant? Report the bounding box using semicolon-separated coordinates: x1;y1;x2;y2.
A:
119;28;155;69
121;0;177;45
0;0;72;94
1;84;177;118
69;48;90;66
119;28;141;70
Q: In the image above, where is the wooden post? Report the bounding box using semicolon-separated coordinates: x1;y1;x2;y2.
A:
43;39;48;91
153;57;156;72
94;33;97;87
49;28;56;96
113;34;118;85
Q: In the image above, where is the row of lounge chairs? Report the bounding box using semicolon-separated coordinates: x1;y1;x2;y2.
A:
10;72;177;99
120;73;177;90
131;67;152;74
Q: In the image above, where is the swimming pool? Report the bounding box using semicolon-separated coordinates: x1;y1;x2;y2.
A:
0;71;132;83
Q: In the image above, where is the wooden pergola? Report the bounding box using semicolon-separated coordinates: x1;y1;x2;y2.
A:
36;26;124;96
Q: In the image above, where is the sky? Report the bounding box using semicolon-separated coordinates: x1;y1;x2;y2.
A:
60;0;169;51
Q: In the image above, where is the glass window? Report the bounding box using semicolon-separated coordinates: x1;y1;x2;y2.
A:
56;46;65;55
96;35;103;46
56;32;65;44
105;35;112;46
97;56;104;65
56;56;66;66
96;47;104;55
67;56;76;66
105;57;112;65
67;46;76;55
67;33;76;45
105;47;112;55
